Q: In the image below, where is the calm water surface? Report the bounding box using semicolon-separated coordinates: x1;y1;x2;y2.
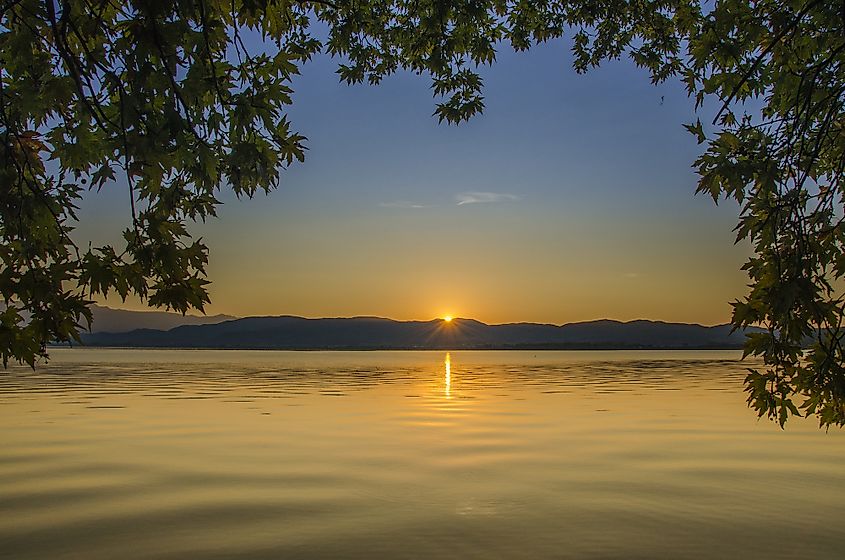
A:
1;349;843;559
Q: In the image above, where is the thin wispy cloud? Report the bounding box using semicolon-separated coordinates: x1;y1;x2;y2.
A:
622;272;642;279
456;191;520;205
379;201;429;209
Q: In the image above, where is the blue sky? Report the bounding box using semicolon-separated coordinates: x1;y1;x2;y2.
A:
78;38;750;325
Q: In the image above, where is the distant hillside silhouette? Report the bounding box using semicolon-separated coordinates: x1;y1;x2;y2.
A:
87;305;236;333
80;316;757;350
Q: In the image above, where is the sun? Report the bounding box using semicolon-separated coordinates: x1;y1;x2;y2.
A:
443;315;453;322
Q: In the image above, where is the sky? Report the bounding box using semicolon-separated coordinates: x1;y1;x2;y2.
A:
75;39;751;326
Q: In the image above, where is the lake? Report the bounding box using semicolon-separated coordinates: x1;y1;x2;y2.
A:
1;349;843;559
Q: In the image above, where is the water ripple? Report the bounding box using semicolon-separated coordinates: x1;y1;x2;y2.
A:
1;349;843;559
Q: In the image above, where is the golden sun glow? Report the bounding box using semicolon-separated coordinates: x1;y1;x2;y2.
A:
443;316;453;322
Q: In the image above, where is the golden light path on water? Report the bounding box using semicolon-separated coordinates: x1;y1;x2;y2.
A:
445;351;451;398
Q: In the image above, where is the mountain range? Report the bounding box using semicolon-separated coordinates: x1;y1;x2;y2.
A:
80;314;755;350
87;305;236;333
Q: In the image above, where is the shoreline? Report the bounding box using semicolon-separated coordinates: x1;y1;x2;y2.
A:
51;344;746;352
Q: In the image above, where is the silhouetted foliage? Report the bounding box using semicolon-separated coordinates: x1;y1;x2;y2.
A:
1;1;843;426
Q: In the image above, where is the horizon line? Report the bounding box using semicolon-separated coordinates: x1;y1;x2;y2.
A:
93;305;732;329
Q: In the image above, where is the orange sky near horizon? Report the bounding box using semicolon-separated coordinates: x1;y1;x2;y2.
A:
98;205;750;326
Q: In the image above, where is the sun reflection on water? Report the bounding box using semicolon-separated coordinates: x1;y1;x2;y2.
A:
445;352;451;398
